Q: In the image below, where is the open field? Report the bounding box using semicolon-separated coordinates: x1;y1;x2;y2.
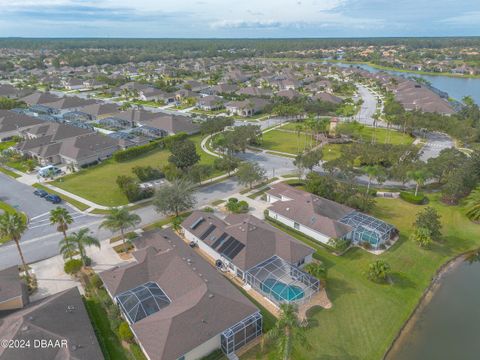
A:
344;125;415;145
261;130;313;155
244;194;480;360
52;135;218;206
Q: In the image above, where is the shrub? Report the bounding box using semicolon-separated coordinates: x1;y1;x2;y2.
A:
132;166;164;182
202;206;214;213
126;232;138;241
118;322;134;343
226;198;249;213
83;256;92;267
90;274;103;289
327;237;351;252
400;191;426;205
64;259;83;274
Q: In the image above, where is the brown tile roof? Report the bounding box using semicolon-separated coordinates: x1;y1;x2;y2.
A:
267;183;353;238
140;114;199;135
100;229;257;360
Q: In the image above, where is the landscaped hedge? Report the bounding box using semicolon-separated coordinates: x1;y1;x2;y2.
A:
113;140;165;162
400;191;427;205
113;132;189;162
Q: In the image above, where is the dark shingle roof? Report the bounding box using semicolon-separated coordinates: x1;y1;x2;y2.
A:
0;287;103;360
183;211;315;271
100;228;257;360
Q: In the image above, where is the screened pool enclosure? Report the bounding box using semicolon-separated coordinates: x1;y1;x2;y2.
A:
115;281;171;324
339;211;396;249
221;312;262;355
245;256;320;306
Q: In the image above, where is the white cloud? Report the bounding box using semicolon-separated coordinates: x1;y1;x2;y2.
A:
441;11;480;25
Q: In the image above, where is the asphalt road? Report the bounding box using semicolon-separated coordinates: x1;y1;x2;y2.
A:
0;174;245;270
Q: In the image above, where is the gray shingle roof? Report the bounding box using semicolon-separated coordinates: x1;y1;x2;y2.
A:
183;211;315;271
100;228;257;360
0;287;103;360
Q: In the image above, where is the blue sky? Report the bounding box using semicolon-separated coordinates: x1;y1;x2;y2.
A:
0;0;478;38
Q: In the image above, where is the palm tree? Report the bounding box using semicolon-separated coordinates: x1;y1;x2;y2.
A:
366;260;391;282
465;187;480;222
50;207;74;259
0;212;29;278
295;123;303;154
265;303;308;360
407;169;430;197
363;165;386;195
100;207;141;253
60;228;100;266
304;262;327;283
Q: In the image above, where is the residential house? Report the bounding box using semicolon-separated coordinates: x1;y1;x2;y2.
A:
196;95;225;111
266;183;397;249
61;78;84;90
312;92;343;104
276;89;301;100
211;83;239;95
77;103;121;120
100;228;262;360
139;114;200;136
0;287;103;360
236;87;272;97
225;98;269;117
182;211;319;306
16;122;119;167
0;110;44;141
0;266;29;311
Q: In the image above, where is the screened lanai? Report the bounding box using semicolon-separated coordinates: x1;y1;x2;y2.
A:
221;312;262;355
245;256;320;306
339;211;396;249
115;281;171;324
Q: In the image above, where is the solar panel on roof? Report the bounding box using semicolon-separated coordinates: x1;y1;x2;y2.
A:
223;242;245;260
212;233;228;249
217;237;236;253
200;224;216;240
190;216;205;230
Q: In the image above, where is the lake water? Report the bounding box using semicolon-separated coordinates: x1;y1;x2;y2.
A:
333;62;480;104
386;260;480;360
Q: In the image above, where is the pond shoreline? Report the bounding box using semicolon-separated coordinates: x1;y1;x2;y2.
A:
382;253;466;359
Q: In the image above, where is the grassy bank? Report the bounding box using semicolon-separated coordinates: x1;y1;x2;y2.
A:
243;194;480;360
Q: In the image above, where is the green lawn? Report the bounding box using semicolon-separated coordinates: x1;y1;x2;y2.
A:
352;126;414;145
262;130;313;155
322;144;343;161
84;296;130;360
0;166;20;178
244;194;480;360
53;134;218;206
0;140;16;151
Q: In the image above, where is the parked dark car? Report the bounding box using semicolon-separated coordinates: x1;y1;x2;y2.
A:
33;189;48;197
45;194;62;204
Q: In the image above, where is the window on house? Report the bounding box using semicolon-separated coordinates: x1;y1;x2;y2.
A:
294;222;300;230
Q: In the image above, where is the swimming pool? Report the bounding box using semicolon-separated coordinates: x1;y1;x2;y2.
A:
260;278;305;302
